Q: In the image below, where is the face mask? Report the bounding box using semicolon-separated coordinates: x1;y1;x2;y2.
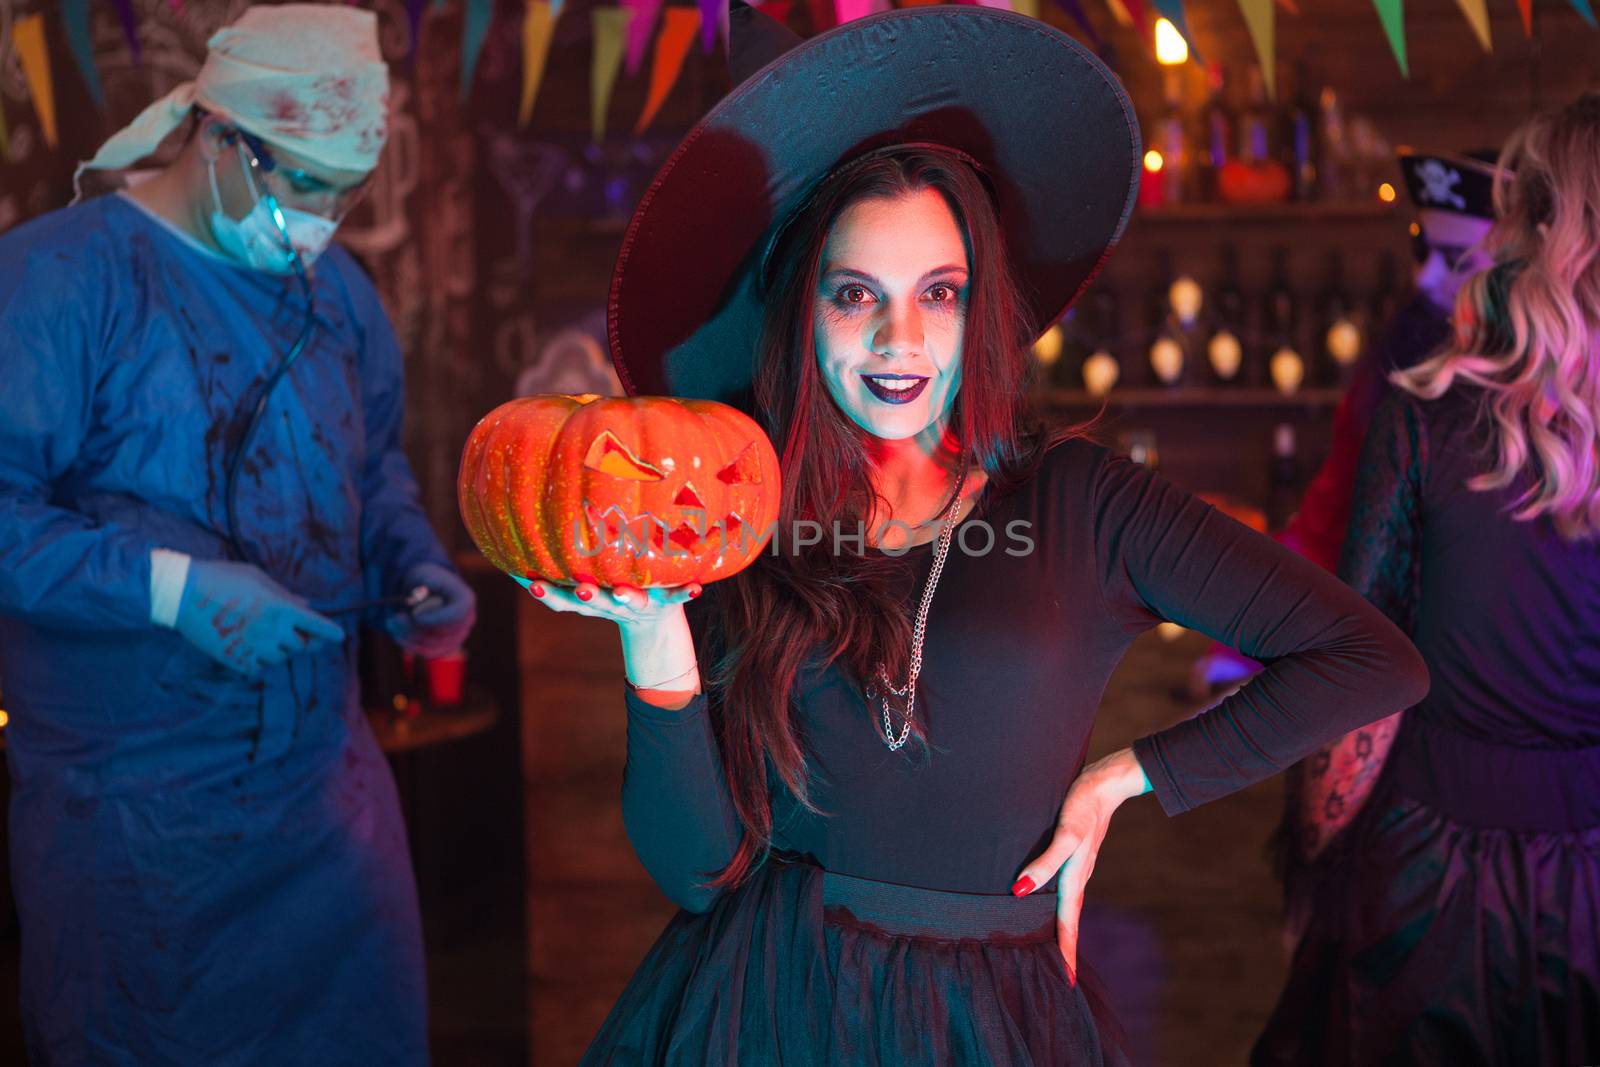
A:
208;147;339;274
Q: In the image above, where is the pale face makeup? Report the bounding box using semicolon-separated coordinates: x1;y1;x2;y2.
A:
1415;208;1494;312
813;188;969;444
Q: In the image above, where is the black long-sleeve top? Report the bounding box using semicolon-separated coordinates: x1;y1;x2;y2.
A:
622;439;1429;912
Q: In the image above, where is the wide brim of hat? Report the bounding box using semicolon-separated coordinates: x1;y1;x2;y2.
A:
608;7;1140;405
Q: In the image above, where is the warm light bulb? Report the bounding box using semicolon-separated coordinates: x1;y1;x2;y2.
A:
1149;336;1185;384
1326;319;1362;365
1083;350;1120;396
1378;182;1397;203
1144;149;1165;174
1169;275;1203;326
1154;17;1189;65
1033;324;1064;366
1270;347;1305;395
1208;330;1243;380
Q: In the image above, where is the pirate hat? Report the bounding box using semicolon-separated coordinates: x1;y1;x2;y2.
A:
607;4;1141;405
1398;148;1499;221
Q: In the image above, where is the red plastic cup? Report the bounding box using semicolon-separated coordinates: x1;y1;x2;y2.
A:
424;650;467;707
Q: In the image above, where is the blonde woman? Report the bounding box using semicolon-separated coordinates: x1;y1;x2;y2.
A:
1255;92;1600;1066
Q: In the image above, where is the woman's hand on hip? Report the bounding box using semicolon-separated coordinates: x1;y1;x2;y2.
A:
1012;747;1151;982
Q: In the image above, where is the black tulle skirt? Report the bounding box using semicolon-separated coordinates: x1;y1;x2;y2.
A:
1254;788;1600;1067
580;852;1131;1065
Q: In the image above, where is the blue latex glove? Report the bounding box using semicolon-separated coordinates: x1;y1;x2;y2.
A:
385;561;476;657
174;560;346;674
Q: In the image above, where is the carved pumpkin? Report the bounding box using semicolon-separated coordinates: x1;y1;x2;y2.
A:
458;394;781;588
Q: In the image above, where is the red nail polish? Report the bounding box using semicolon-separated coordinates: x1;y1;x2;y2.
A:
689;587;701;599
530;585;545;598
576;588;592;601
1011;875;1035;897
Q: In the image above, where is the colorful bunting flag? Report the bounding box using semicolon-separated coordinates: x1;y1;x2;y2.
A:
624;0;667;74
12;14;58;149
1237;0;1275;97
460;0;494;98
592;6;632;141
755;0;796;23
1103;0;1135;27
1451;0;1492;50
519;0;559;126
61;0;104;110
1372;0;1409;75
636;7;701;133
1051;0;1105;47
1119;0;1150;36
1568;0;1597;27
697;0;724;51
1275;0;1299;14
1516;0;1533;36
836;0;889;24
110;0;143;65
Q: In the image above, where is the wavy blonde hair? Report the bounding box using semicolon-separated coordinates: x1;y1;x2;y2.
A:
1395;92;1600;541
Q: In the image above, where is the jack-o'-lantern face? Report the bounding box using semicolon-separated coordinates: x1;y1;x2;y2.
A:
578;429;767;561
458;394;781;588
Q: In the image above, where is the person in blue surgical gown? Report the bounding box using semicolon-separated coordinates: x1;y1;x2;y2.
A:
0;6;473;1064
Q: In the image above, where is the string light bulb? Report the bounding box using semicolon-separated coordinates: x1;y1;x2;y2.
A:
1154;18;1189;65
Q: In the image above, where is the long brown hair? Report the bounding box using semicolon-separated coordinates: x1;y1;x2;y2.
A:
700;146;1080;890
1396;92;1600;540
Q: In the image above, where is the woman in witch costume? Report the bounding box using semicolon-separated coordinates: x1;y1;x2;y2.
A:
522;6;1428;1063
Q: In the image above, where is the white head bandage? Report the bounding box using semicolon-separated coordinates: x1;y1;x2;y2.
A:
77;3;389;190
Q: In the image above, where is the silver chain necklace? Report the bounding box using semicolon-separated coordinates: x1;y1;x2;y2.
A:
874;471;966;751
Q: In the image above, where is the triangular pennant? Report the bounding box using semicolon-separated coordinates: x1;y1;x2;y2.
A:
61;0;104;110
1516;0;1533;36
697;0;724;51
1051;0;1104;45
835;0;885;23
1371;0;1409;76
1119;0;1150;36
1151;0;1200;62
407;0;427;63
460;0;495;98
519;0;560;127
1237;0;1275;98
592;7;632;142
624;0;667;75
1450;0;1492;49
756;0;795;24
12;14;58;149
1275;0;1299;14
1567;0;1597;27
110;0;143;65
1103;0;1134;27
635;7;701;133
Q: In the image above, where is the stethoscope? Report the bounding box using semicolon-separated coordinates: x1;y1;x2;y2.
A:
219;134;316;567
216;136;437;623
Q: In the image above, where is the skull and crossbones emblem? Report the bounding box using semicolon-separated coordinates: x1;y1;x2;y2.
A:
1415;160;1466;210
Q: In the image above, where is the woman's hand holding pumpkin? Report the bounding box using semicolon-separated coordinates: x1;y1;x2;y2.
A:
516;575;704;708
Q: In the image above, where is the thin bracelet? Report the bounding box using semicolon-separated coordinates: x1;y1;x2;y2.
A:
626;663;700;691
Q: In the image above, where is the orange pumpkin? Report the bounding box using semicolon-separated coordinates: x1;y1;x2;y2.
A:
458;394;781;588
